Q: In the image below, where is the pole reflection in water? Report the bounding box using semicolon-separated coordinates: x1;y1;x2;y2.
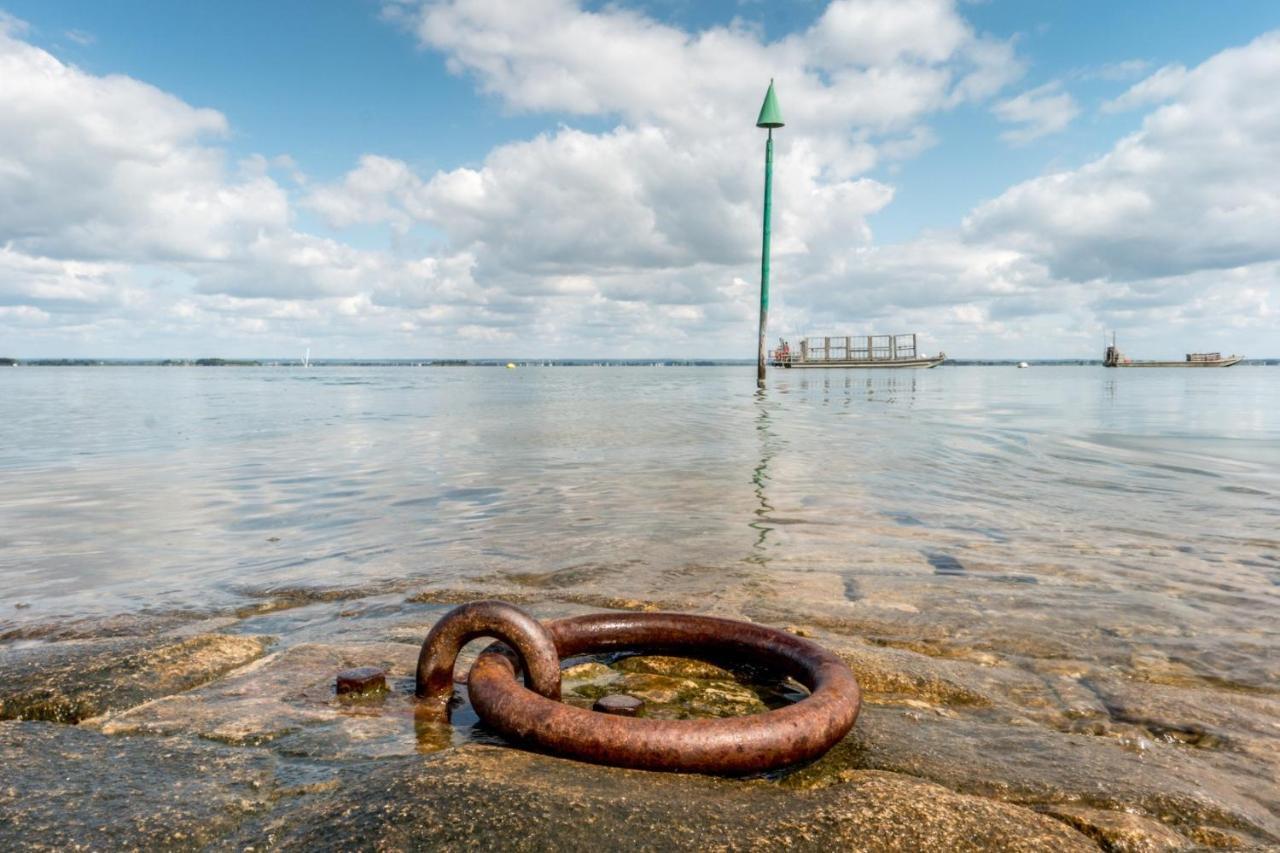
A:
748;387;782;565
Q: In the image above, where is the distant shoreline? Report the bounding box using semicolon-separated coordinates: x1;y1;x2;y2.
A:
2;357;1278;367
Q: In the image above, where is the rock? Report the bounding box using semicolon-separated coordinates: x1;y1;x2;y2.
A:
0;721;276;849
593;694;643;716
335;666;387;697
0;610;207;642
829;639;995;708
235;745;1098;851
561;661;614;682
1083;675;1280;762
617;672;697;705
0;633;269;723
784;706;1279;846
1045;805;1191;852
615;654;736;681
89;642;424;758
683;682;768;718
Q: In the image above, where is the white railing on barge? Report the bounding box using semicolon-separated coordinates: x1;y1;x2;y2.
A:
770;334;919;365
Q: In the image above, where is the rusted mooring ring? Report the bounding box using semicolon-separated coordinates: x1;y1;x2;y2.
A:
417;601;861;774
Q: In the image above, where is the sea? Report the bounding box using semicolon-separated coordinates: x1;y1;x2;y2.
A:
2;364;1276;661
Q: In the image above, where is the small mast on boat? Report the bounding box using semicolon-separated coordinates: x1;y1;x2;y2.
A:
1103;332;1242;368
769;333;945;369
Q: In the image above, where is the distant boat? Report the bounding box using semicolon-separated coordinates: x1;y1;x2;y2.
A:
303;347;311;368
770;333;945;369
1103;333;1241;368
1017;362;1030;369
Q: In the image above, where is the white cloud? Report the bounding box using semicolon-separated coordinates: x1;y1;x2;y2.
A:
389;0;1021;136
1100;63;1189;113
968;31;1280;282
2;4;1277;358
297;0;1021;351
0;27;288;264
991;81;1080;144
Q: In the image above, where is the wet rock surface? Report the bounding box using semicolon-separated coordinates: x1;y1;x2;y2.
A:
234;745;1099;851
1;577;1277;850
0;721;276;850
785;706;1279;844
1044;806;1193;852
0;632;269;723
335;666;387;696
90;641;427;756
560;653;777;719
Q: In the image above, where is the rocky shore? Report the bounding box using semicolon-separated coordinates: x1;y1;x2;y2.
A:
2;570;1278;850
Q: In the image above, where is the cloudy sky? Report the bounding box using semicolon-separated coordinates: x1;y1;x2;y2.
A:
2;0;1278;359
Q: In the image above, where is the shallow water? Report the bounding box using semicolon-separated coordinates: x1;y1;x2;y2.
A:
3;366;1277;652
4;364;1280;845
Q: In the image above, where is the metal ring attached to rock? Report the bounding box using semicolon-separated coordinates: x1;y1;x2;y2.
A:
416;602;861;774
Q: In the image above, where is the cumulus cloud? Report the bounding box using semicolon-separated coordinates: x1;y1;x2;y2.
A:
0;23;504;355
991;81;1080;144
967;31;1280;282
387;0;1020;134
0;28;290;264
300;0;1022;348
2;4;1278;358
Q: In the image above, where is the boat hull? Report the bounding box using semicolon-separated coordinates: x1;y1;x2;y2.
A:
773;356;945;369
1107;357;1243;368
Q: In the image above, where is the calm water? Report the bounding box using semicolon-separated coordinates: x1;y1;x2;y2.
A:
1;366;1278;676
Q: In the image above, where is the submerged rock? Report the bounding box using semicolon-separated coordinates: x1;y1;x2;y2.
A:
559;653;774;720
785;706;1280;847
0;633;269;723
90;641;426;757
0;721;276;849
235;745;1098;851
614;654;736;680
593;694;643;716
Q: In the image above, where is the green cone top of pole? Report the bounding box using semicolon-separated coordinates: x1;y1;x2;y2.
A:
755;79;784;128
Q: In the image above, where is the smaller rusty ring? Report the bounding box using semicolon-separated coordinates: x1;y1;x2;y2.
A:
415;600;560;703
467;612;861;775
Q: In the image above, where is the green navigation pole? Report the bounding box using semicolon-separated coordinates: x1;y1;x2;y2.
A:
755;80;784;388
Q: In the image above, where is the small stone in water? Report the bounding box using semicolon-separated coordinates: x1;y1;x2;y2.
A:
593;694;643;717
335;667;387;696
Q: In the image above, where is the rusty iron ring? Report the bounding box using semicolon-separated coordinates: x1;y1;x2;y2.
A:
465;611;861;774
415;600;561;705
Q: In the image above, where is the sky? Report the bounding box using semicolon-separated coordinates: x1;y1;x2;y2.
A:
2;0;1279;359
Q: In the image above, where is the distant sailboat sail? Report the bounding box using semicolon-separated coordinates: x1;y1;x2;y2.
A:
303;347;311;368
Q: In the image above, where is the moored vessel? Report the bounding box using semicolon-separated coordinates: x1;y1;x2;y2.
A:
1103;334;1242;368
770;334;945;369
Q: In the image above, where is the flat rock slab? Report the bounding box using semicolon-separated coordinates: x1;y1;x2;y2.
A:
0;633;269;723
238;745;1098;851
91;642;425;757
1045;805;1192;852
785;705;1280;847
0;721;277;850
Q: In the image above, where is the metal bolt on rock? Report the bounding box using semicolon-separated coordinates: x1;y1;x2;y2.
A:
336;666;387;696
415;600;861;774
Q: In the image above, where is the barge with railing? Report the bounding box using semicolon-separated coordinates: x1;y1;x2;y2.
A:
769;334;945;369
1103;334;1242;368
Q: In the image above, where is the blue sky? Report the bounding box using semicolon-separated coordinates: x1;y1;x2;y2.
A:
2;1;1279;357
